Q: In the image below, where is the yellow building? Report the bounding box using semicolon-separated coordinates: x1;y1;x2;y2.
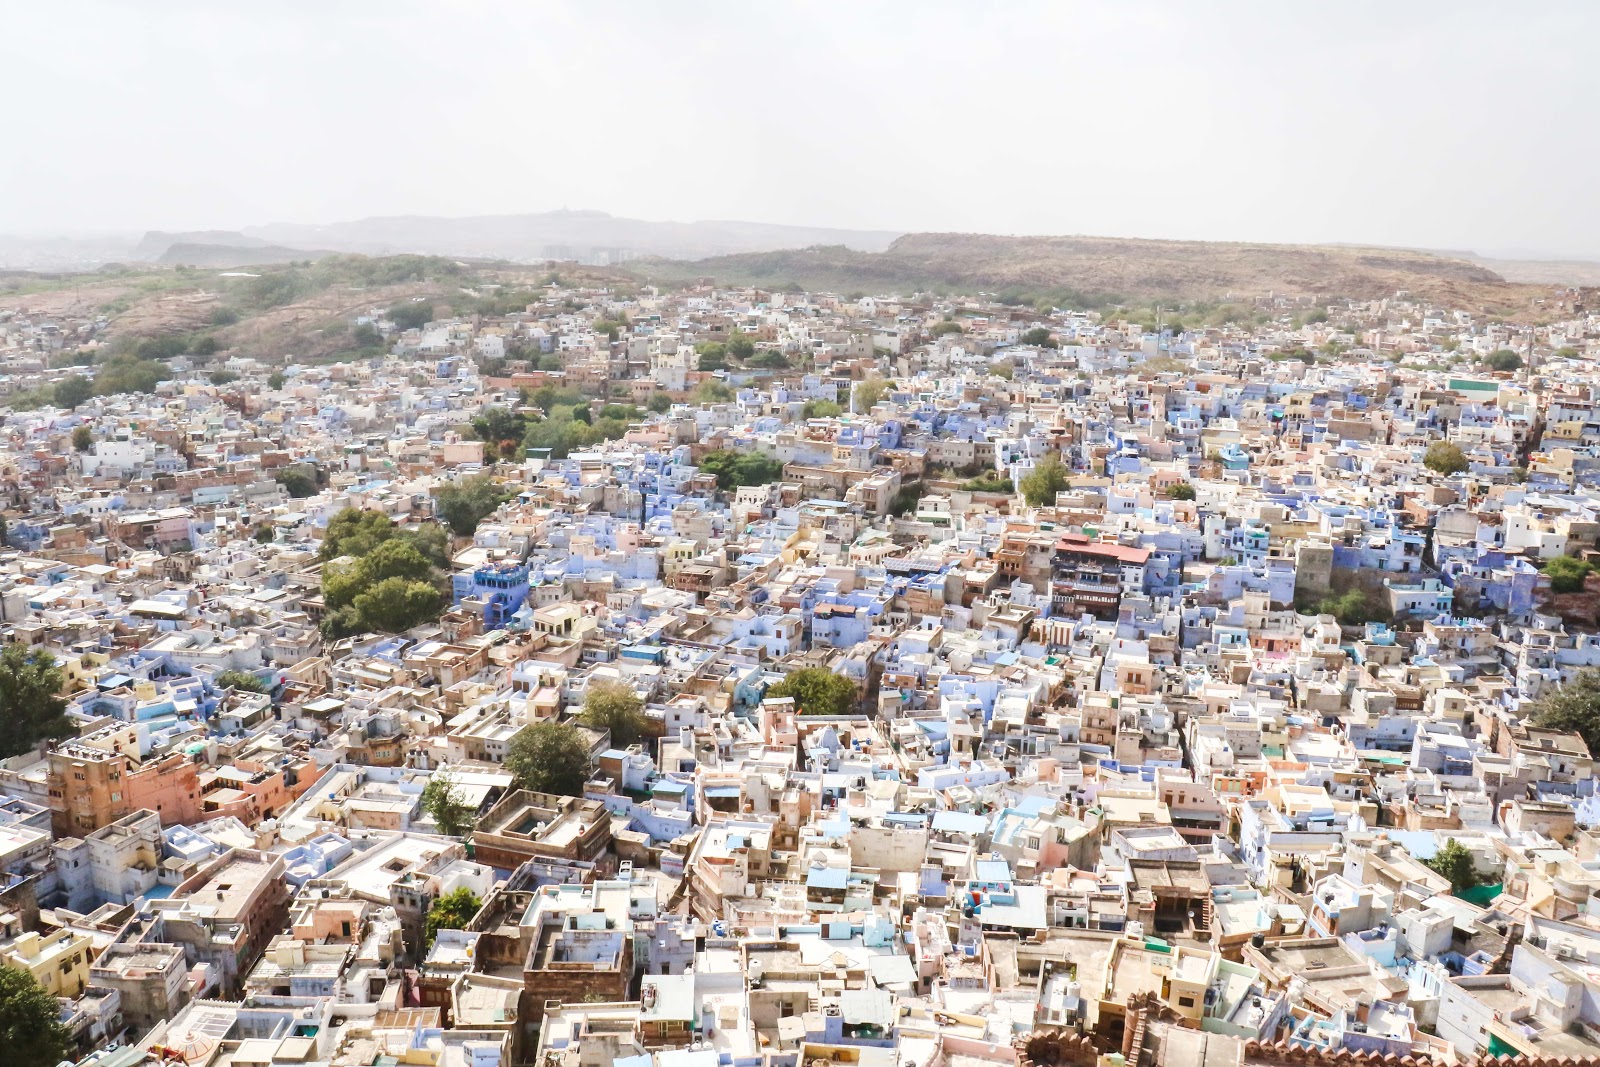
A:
1;928;94;997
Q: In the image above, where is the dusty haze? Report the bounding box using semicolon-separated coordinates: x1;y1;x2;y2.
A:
3;1;1597;259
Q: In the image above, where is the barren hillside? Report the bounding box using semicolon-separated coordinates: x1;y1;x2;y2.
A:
1469;256;1600;286
0;257;634;364
636;232;1548;311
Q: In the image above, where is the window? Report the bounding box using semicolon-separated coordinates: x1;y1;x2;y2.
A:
1178;996;1194;1008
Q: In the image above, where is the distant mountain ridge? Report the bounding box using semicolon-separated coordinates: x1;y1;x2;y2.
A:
24;217;1591;311
633;232;1531;307
240;210;902;262
155;242;330;268
131;230;274;260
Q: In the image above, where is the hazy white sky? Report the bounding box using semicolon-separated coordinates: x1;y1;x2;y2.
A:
5;1;1596;256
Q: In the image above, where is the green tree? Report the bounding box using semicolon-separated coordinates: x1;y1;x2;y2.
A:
1166;482;1196;500
1531;668;1600;757
1425;838;1483;893
961;473;1015;494
1423;441;1469;475
388;302;432;331
266;370;286;390
854;378;891;410
407;522;451;569
367;536;439;584
1020;455;1070;507
646;392;673;413
802;399;841;419
0;966;72;1066
71;425;94;452
320;521;448;638
321;508;401;560
209;369;238;385
275;467;318;499
1312;588;1392;627
1545;555;1594;594
325;540;438;611
436;475;512;537
470;407;529;460
696;343;728;372
1484;349;1523;372
420;771;476;838
1020;327;1058;348
0;646;74;759
580;681;649;749
693;379;733;403
53;375;93;409
699;450;784;490
506;721;592;795
767;666;857;717
349;577;443;634
929;321;964;338
93;357;168;397
254;523;275;544
424;886;480;948
214;669;267;693
889;483;923;517
726;335;756;361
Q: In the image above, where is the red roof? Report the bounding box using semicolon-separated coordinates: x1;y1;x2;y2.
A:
1054;533;1151;564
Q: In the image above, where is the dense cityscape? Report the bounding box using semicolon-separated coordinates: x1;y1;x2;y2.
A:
0;262;1595;1067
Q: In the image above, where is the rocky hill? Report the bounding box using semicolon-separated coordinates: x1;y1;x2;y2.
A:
155;242;331;268
635;232;1540;310
130;230;275;260
244;210;902;262
1469;255;1600;286
0;255;631;361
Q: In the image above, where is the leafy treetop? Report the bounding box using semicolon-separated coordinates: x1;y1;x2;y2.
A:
506;720;592;796
0;646;74;759
766;667;857;717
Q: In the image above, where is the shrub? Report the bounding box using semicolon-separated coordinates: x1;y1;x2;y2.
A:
1545;555;1593;594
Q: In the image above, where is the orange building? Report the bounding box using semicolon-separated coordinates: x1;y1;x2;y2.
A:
197;759;315;823
48;743;201;836
125;751;203;826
